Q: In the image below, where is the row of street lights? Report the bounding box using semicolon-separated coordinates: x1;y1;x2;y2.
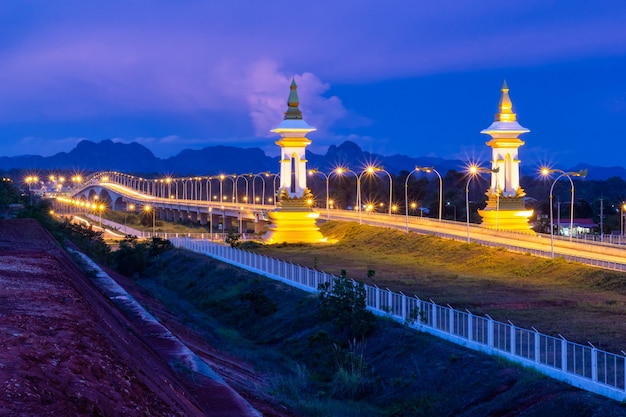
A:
308;164;589;251
86;164;594;248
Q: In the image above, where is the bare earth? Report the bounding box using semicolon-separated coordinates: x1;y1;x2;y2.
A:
0;219;296;417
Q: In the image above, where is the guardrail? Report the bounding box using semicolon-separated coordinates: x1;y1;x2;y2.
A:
170;237;626;402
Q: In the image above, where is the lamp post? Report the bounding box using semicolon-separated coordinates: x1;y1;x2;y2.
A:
125;203;135;234
144;204;156;237
98;204;104;229
24;176;39;206
358;166;393;223
333;167;357;214
404;169;419;233
308;169;330;219
620;203;626;239
466;165;496;244
541;168;586;257
272;174;280;206
415;166;443;221
207;207;213;238
235;175;249;204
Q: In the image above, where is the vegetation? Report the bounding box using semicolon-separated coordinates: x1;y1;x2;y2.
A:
318;274;376;341
248;221;626;353
50;222;626;416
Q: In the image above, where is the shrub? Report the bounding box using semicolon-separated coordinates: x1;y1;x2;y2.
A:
318;276;376;341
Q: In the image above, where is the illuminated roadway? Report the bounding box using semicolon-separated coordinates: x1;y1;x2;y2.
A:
70;180;626;272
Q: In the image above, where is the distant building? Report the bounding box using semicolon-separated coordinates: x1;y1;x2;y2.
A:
556;218;597;237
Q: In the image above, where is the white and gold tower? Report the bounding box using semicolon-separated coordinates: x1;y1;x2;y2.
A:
477;81;534;234
263;79;326;243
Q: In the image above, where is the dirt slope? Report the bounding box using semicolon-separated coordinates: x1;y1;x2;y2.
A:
0;219;281;416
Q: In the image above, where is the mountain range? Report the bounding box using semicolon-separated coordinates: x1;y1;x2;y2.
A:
1;139;625;181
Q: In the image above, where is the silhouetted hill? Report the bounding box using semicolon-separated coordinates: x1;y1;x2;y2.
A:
165;146;276;175
0;140;162;173
1;139;625;180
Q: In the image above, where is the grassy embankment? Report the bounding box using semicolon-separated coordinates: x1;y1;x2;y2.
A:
44;209;626;416
244;221;626;353
134;243;626;417
94;209;626;353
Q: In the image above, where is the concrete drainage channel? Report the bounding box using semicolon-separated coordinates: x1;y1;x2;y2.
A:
68;247;261;417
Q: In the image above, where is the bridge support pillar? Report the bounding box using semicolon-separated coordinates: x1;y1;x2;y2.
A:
189;211;198;223
180;210;188;222
254;220;265;234
164;208;172;221
199;212;208;226
171;209;180;222
222;216;233;232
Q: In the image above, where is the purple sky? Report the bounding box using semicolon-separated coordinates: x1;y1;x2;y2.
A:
1;1;626;168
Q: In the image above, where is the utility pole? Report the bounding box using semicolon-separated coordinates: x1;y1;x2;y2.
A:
598;195;604;241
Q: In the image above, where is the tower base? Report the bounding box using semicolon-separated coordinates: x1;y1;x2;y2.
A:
478;194;535;235
262;196;326;244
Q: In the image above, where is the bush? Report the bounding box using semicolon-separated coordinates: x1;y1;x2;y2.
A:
318;276;376;341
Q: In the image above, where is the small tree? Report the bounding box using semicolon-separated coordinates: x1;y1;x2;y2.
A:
225;231;241;247
318;276;376;341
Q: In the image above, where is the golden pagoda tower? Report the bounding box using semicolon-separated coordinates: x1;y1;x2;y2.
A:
477;81;534;234
263;79;326;243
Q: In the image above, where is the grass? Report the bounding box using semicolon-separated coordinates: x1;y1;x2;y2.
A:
246;221;626;352
43;211;626;415
132;246;626;416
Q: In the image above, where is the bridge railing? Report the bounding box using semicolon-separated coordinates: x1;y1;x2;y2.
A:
170;237;626;402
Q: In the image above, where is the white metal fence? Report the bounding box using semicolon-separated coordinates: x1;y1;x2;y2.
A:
170;237;626;402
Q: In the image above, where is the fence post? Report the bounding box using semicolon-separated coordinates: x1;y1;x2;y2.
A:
388;289;393;314
487;316;494;349
592;347;598;382
375;286;380;311
510;324;516;355
401;293;407;321
534;330;540;362
560;336;568;372
449;306;454;335
467;311;473;341
431;302;437;329
416;297;422;328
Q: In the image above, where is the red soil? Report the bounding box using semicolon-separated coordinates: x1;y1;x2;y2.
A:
0;219;296;416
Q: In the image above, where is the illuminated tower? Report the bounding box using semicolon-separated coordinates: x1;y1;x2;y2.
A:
263;79;326;243
273;79;316;198
477;81;534;234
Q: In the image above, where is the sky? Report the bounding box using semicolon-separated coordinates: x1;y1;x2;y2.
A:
1;1;626;169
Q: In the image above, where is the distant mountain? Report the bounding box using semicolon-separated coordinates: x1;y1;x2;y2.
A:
0;140;163;173
1;139;625;180
165;146;276;175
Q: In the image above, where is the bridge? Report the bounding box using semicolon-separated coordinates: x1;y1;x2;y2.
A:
57;171;626;271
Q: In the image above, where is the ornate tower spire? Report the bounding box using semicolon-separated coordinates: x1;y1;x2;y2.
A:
495;80;516;122
284;78;303;120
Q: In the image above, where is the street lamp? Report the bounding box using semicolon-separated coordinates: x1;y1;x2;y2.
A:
252;173;267;206
621;203;626;238
125;203;135;234
541;168;586;257
333;167;357;212
415;166;443;221
358;166;393;223
404;169;419;232
97;204;104;229
24;176;39;206
144;204;156;237
235;174;249;204
308;169;330;219
466;165;497;244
